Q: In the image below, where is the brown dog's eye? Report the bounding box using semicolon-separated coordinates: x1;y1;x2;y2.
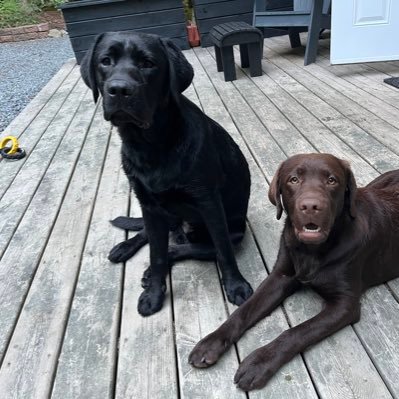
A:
289;176;299;184
327;176;337;185
101;57;112;66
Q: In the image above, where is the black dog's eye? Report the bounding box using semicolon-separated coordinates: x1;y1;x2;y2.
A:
101;57;112;66
289;176;299;184
139;60;155;69
327;176;337;185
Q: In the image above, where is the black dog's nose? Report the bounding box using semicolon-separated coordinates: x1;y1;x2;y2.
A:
107;81;134;97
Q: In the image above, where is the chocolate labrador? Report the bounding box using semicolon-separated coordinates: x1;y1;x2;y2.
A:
189;153;399;391
80;32;253;316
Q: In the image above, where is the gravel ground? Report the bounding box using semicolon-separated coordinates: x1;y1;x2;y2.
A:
0;37;74;132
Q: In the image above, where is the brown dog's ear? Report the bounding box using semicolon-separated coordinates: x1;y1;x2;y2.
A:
161;38;194;99
341;160;357;218
80;33;105;103
268;162;284;220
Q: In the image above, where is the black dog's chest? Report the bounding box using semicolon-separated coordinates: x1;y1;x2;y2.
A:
135;178;202;221
157;191;201;221
123;153;176;193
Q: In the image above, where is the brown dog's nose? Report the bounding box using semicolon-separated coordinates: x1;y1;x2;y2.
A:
299;198;323;213
107;80;134;98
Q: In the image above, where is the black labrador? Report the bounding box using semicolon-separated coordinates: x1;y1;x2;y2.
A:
189;153;399;391
80;32;253;316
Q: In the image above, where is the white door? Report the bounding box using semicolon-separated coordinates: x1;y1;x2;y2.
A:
331;0;399;64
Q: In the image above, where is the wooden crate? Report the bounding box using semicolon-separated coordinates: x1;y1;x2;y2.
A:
61;0;189;63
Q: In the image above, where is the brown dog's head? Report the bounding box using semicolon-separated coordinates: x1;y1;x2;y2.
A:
268;153;357;245
80;31;194;128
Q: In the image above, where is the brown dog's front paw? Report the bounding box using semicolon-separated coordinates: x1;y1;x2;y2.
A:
234;349;277;391
189;332;231;368
224;278;253;306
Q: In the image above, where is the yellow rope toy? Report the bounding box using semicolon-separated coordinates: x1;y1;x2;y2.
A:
0;136;26;160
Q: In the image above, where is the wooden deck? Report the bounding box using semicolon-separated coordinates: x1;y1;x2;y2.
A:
1;35;399;399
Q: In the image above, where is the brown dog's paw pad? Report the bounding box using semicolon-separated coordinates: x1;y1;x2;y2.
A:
188;349;219;368
234;351;276;391
234;363;268;391
189;334;231;368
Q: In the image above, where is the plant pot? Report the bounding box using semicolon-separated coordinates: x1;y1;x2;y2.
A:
186;21;200;47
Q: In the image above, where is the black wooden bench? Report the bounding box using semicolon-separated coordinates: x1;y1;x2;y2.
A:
209;22;263;82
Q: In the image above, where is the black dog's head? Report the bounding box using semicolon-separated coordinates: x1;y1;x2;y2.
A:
268;153;357;245
80;32;194;128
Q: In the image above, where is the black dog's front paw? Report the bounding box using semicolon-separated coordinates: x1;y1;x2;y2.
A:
141;266;151;288
108;241;133;263
108;239;140;263
224;277;253;306
234;346;279;391
137;283;166;316
108;233;148;263
189;331;231;368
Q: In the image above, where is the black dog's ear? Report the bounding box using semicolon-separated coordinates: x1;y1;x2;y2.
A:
161;38;194;99
268;162;284;220
341;160;357;218
80;33;105;103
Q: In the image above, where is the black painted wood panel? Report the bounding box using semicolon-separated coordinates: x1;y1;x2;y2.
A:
61;0;189;63
74;35;189;63
66;9;185;38
70;24;187;53
61;0;183;23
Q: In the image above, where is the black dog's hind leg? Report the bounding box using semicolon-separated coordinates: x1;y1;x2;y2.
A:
108;229;148;263
110;216;144;231
141;243;217;289
168;231;244;262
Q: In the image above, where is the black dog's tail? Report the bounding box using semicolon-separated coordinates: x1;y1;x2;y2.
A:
110;216;144;231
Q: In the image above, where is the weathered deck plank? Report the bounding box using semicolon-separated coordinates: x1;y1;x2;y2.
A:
0;107;110;398
0;79;87;258
115;197;178;399
266;38;399;144
51;130;128;399
262;40;399;166
0;66;82;199
315;46;399;109
0;89;98;359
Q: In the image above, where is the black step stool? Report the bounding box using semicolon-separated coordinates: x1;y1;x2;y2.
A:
209;22;263;82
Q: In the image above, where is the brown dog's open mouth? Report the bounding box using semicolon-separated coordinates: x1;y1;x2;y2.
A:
295;223;328;244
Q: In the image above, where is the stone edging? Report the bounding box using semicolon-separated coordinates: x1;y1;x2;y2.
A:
0;23;49;43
